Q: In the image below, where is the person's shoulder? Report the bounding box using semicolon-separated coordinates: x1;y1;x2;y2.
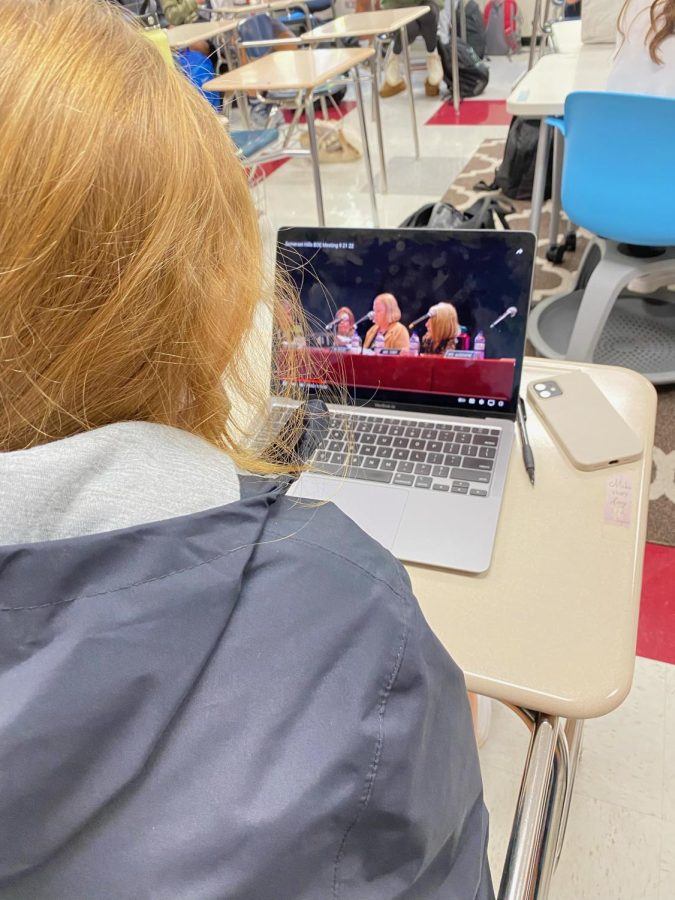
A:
265;495;412;604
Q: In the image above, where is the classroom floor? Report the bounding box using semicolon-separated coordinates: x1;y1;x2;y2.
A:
233;51;675;899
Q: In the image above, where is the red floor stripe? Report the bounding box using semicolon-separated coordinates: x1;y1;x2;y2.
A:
426;99;512;127
247;157;290;185
637;542;675;665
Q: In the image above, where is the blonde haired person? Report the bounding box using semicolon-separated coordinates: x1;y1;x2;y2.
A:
364;292;411;353
608;0;675;95
421;302;462;356
0;2;493;898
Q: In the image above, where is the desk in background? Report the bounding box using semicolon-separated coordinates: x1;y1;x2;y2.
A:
205;48;378;226
164;18;239;50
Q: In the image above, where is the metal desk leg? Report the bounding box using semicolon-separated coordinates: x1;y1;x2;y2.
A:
528;0;544;70
540;0;552;62
529;120;551;238
371;53;388;193
533;725;569;896
303;92;325;226
548;126;563;249
353;69;379;226
498;714;559;900
399;26;420;160
555;719;584;865
450;0;461;114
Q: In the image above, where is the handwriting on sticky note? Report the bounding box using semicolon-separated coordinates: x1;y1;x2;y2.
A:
604;474;632;528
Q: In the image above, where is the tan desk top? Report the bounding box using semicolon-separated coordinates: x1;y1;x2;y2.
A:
205;46;374;92
409;358;656;721
305;7;431;39
214;0;311;15
165;19;239;49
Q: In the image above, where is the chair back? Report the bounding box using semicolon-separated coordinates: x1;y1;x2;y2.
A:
238;14;288;60
557;91;675;246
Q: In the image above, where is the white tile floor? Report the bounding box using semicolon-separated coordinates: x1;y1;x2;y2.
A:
244;50;675;898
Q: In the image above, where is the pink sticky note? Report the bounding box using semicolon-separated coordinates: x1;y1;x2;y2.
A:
604;474;632;528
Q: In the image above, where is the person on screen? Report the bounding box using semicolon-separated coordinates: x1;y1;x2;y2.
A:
421;302;462;356
333;305;360;348
0;3;494;898
364;293;411;353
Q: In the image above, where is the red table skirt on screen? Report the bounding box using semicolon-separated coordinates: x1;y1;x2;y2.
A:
281;348;516;400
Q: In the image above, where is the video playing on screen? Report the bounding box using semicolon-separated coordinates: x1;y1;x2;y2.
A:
276;228;534;415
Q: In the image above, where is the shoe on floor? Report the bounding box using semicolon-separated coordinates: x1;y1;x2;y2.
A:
426;49;444;92
380;80;406;98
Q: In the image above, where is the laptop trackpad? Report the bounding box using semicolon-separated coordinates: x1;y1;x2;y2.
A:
293;475;407;550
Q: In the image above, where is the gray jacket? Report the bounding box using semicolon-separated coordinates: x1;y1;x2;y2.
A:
0;427;493;899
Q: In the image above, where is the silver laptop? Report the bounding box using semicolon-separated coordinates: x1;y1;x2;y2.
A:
276;226;536;573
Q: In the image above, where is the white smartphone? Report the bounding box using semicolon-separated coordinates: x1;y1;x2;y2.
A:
527;371;643;471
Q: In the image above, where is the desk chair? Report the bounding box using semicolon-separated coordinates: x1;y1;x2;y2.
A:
237;14;346;137
528;91;675;384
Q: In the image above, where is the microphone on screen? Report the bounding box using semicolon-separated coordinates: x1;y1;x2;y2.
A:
407;308;437;330
489;306;518;328
324;313;349;331
353;311;375;327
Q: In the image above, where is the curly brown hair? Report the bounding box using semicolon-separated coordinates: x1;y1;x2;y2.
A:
619;0;675;64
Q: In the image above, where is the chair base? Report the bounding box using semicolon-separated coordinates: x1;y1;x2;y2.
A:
528;288;675;385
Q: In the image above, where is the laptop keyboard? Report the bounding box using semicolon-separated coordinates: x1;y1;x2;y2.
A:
312;413;501;497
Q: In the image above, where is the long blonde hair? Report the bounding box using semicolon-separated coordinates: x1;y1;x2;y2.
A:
619;0;675;64
0;0;306;473
428;303;460;348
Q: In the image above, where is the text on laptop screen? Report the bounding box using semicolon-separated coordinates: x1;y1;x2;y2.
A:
276;227;535;417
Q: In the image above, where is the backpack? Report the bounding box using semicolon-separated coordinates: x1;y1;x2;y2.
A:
464;0;487;59
437;38;490;99
400;196;514;230
484;117;552;201
483;0;522;56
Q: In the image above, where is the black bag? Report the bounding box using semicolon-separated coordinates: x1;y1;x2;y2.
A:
491;117;552;201
400;196;514;230
464;0;487;59
437;38;490;99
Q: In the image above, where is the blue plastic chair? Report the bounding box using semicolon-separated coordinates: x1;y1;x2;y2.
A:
230;129;280;157
528;91;675;382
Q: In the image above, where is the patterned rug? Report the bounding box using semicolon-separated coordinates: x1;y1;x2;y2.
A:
444;139;675;547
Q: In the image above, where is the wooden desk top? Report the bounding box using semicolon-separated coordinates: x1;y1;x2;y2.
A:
214;0;310;15
205;46;374;92
409;359;656;720
165;19;239;49
304;7;431;39
506;44;614;117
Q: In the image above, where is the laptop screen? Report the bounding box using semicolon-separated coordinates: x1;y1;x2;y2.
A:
276;227;535;418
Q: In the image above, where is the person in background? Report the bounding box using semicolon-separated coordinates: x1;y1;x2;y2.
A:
333;306;359;346
0;3;494;898
421;302;462;355
162;0;203;25
608;0;675;95
162;0;211;54
364;293;411;352
379;0;444;97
